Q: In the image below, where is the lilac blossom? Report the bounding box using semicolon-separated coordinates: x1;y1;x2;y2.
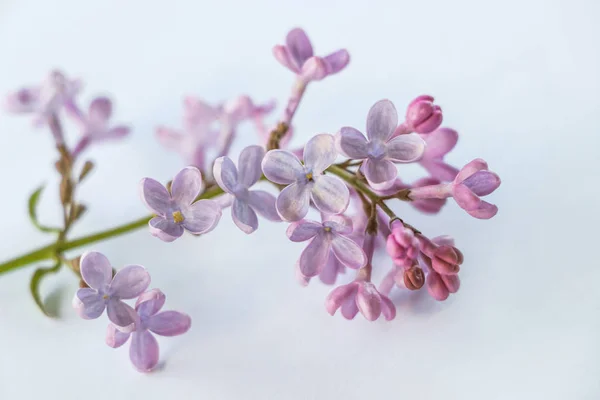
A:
325;280;396;321
386;220;419;268
288;215;366;279
393;95;443;135
73;251;150;332
213;145;280;234
262;134;349;221
273;28;350;82
374;178;447;214
336;99;426;189
106;289;191;372
418;234;464;276
418;127;459;181
409;158;501;219
418;236;461;301
140;166;222;242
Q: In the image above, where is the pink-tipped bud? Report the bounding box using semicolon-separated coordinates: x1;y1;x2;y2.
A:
403;266;425;290
426;271;450;301
405;95;443;134
301;56;328;82
386;220;419;268
418;235;463;275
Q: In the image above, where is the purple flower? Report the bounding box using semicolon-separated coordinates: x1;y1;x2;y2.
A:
4;70;81;125
262;134;349;221
418;236;461;301
213;145;280;234
67;97;130;157
106;289;191;372
273;28;350;82
336;99;426;189
287;215;367;279
419;127;459;181
373;177;447;214
409;158;501;219
325;280;396;321
140;166;222;242
417;234;464;275
73;251;150;332
404;95;443;134
386;220;419;268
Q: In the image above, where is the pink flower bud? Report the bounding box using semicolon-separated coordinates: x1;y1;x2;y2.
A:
386;220;419;268
405;95;443;134
403;266;425;290
417;235;463;275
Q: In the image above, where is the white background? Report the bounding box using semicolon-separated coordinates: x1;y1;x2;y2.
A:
0;0;598;399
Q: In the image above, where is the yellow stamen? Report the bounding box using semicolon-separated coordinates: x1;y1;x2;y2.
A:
103;294;109;300
172;211;185;224
324;226;332;232
305;172;313;181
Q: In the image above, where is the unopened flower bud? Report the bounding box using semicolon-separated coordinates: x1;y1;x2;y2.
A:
405;95;443;134
403;266;425;290
60;178;73;205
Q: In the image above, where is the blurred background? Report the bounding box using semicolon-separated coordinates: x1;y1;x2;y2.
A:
0;0;598;399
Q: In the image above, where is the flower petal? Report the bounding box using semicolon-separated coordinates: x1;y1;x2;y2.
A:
380;295;397;321
362;158;397;185
147;311;192;337
356;283;382;321
420;159;459;182
110;265;151;299
323;214;353;235
100;126;130;140
286;220;322;242
423;128;458;158
140;178;171;215
273;45;301;73
106;324;131;348
89;97;112;124
303;134;337;174
441;274;461;293
299;234;332;277
232;198;258;234
156;127;185;151
286;28;313;68
331;235;367;269
323;49;350;75
262;150;304;184
325;282;358;316
80;251;113;290
171;166;203;206
213;156;238;194
427;272;450;301
106;299;137;332
149;216;184;242
276;182;311;221
366;99;397;142
456;158;488;183
129;331;160;372
462;171;501;196
341;293;359;319
247;190;281;221
135;289;166;317
335;127;369;159
182;199;222;234
386;133;426;163
320;254;345;285
238;145;265;187
75;288;106;319
467;201;498;219
311;175;349;215
453;184;482;211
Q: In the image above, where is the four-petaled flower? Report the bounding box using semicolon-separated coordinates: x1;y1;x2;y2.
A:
140;166;222;242
262;133;349;221
273;28;350;82
419;127;459;181
336;99;426;190
213;145;280;234
106;289;191;372
73;251;150;332
287;215;367;279
326;280;396;321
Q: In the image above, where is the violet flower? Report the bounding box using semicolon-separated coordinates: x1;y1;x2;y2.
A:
288;215;366;279
418;236;461;301
336;99;426;189
73;251;150;332
213;145;280;234
262;133;349;221
140;166;222;242
396;95;443;135
273;28;350;82
67;97;130;158
408;158;501;219
418;234;464;275
419;127;459;181
373;177;447;214
386;220;419;268
106;289;191;372
325;280;396;321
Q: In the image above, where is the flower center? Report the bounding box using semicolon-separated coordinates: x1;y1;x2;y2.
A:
172;211;185;224
102;294;109;300
324;226;332;232
305;172;313;181
367;141;387;160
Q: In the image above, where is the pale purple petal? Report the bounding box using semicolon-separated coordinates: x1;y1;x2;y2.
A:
341;294;359;319
323;214;353;235
323;49;350;75
362;158;397;185
356;283;382;321
311;175;349;215
149;216;184;242
453;184;482;211
336;127;369;159
129;331;160;372
466;201;498;219
366;99;397;142
89;97;112;124
238;145;264;187
106;324;131;348
182;199;222;234
380;295;397;321
100;126;130;140
4;88;39;113
109;265;151;299
325;282;358;316
421;159;459;182
320;254;345;285
286;220;322;242
171;166;203;205
140;178;171;215
299;234;332;277
286;28;313;68
106;299;137;332
80;251;113;290
75;288;106;319
462;171;501;196
232;198;258;234
156;127;186;151
331;235;367;269
213;156;238;194
386;133;426;163
301;57;328;81
276;182;311;221
214;193;234;209
303;134;337;174
423;128;458;158
262;150;304;184
456;158;488;182
135;289;165;317
273;45;300;73
247;190;280;221
147;311;192;337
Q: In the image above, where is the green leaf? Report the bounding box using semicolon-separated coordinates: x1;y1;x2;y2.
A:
28;185;61;233
30;260;62;317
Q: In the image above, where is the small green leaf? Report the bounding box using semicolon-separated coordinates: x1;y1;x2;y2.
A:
30;260;62;317
28;185;61;233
